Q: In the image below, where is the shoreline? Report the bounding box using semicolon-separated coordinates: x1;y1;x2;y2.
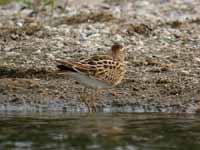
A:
0;0;200;113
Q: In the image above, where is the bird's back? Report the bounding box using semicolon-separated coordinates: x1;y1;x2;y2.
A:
80;55;125;86
57;54;125;87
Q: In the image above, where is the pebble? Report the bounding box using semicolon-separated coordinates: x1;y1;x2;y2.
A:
194;57;200;63
6;51;20;57
46;53;55;60
34;50;42;55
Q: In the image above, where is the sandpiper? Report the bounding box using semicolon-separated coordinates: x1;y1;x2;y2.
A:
56;43;126;112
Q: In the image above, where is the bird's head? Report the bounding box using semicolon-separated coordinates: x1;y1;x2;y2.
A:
111;43;125;61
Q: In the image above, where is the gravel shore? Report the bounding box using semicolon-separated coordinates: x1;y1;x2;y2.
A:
0;0;200;113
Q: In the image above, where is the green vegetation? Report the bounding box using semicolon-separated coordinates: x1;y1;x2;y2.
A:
0;0;12;5
0;0;57;14
21;0;56;9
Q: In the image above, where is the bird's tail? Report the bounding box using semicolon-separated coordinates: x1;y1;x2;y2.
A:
56;59;77;72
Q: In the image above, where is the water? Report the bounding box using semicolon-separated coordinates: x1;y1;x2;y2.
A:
0;112;200;150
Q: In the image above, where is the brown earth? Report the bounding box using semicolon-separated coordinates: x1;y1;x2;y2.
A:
0;0;200;113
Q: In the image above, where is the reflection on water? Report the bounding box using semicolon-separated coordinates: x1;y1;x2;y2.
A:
0;112;200;150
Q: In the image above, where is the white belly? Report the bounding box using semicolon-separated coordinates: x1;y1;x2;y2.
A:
68;72;111;89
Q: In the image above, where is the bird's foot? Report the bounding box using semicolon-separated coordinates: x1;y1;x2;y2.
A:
80;95;91;112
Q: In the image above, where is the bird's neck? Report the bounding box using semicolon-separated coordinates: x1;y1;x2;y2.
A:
112;53;124;62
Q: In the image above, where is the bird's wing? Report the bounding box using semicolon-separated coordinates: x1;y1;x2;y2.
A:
56;55;119;85
79;55;122;85
56;59;95;73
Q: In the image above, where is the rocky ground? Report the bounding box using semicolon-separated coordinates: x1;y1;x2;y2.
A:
0;0;200;113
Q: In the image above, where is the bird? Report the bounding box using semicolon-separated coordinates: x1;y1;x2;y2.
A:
56;43;126;112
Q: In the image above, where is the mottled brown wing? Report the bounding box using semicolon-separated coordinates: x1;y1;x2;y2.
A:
78;54;109;66
79;55;125;85
56;59;96;74
57;54;125;86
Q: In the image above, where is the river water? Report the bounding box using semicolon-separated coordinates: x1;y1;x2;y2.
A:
0;112;200;150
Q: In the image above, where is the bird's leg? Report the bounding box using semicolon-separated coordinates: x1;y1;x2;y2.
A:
90;89;98;112
80;87;90;112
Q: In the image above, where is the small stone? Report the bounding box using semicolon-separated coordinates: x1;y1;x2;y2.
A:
20;8;34;17
10;34;19;40
6;51;20;57
4;47;12;51
34;50;41;54
16;21;23;27
194;57;200;63
181;70;190;75
46;53;55;60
